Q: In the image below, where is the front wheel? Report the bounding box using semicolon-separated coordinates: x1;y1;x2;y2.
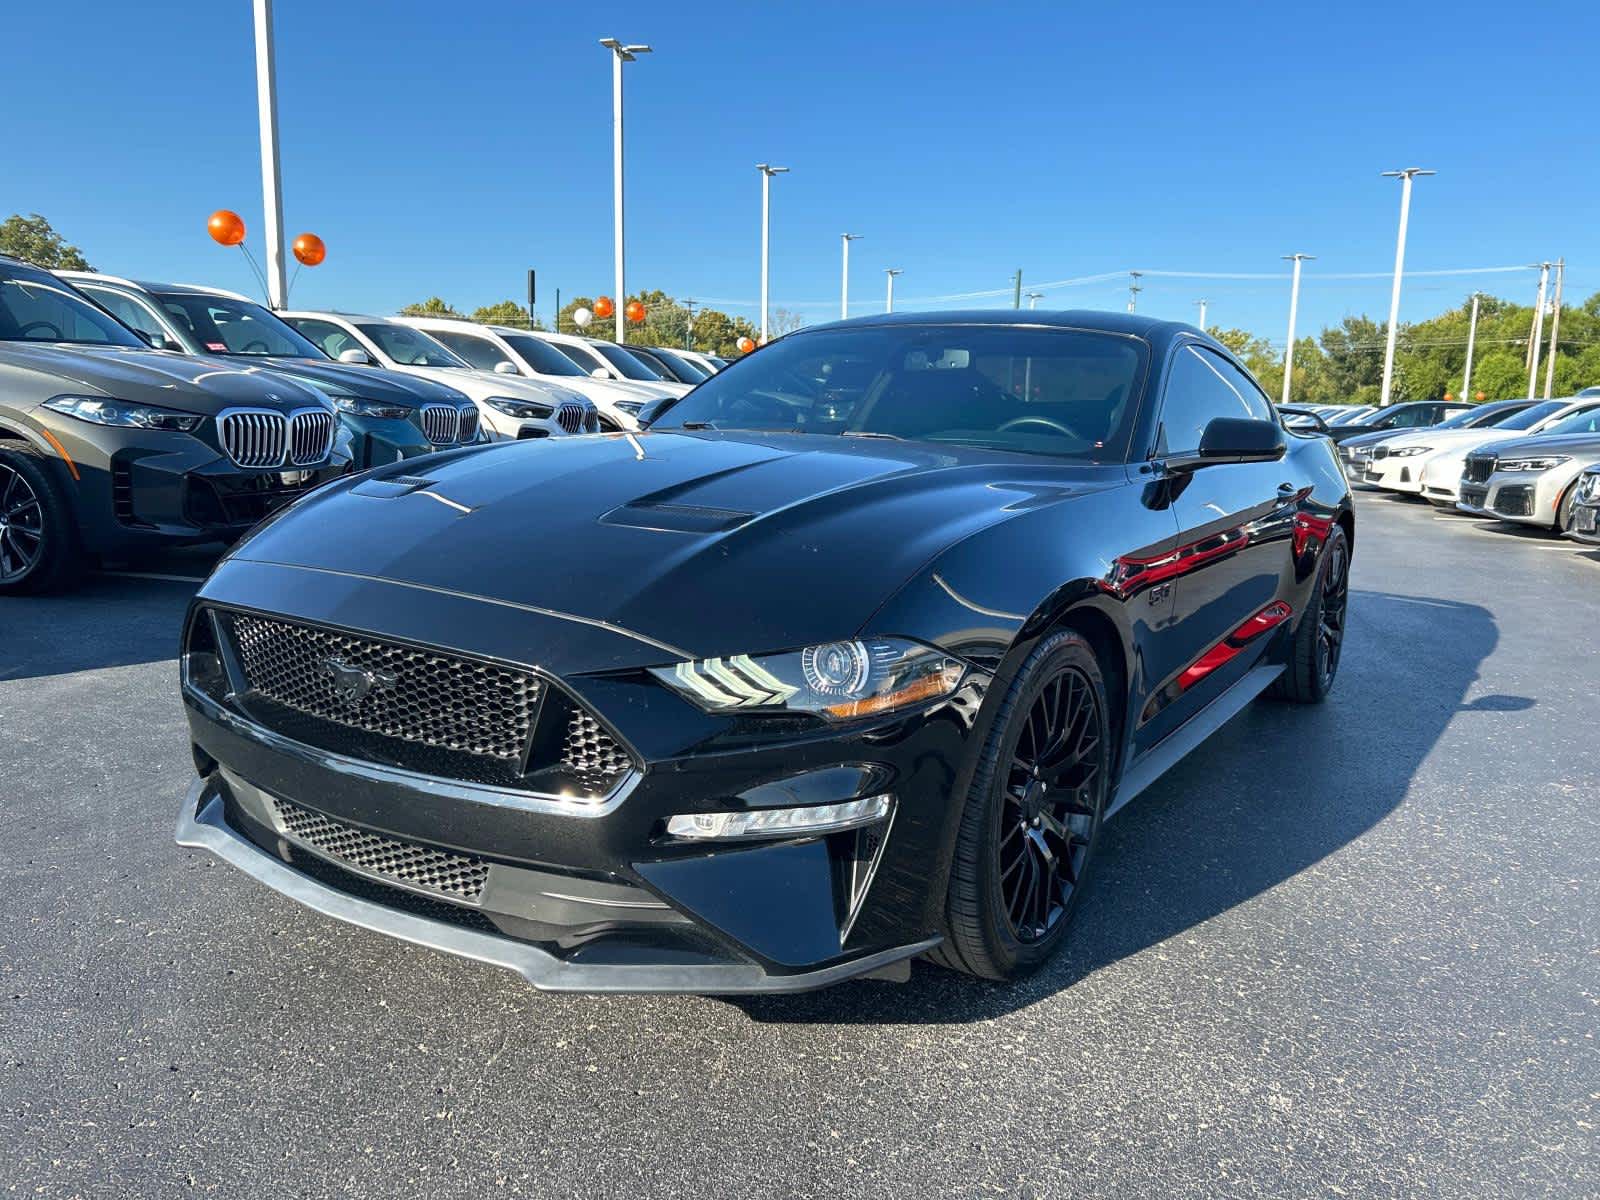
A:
0;445;85;594
933;631;1111;981
1269;524;1349;704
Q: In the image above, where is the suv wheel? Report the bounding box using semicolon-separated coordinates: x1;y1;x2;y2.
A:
0;444;85;594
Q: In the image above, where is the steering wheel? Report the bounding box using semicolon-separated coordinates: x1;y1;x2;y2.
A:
19;321;64;340
997;415;1082;439
240;339;269;354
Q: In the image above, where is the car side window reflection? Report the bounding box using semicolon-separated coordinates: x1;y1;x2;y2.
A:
1158;346;1267;455
433;331;511;371
287;318;361;360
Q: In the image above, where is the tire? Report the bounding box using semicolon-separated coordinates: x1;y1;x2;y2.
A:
932;630;1111;981
1269;523;1349;704
1554;480;1579;533
0;443;86;594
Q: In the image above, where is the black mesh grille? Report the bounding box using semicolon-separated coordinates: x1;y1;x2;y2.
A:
562;707;633;792
225;613;541;761
267;795;488;903
1492;485;1533;517
1464;456;1496;484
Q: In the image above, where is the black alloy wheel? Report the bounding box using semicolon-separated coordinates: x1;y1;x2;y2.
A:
1270;523;1350;704
1315;531;1349;689
0;460;45;583
0;445;85;594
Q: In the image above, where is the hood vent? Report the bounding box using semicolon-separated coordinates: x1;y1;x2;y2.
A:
351;475;436;499
599;501;754;534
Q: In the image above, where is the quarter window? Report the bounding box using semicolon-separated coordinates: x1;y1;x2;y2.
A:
1158;346;1272;454
286;318;367;361
81;287;174;345
431;330;513;371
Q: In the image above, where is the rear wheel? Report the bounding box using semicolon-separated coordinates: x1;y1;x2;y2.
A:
0;444;85;594
933;631;1110;981
1269;524;1349;704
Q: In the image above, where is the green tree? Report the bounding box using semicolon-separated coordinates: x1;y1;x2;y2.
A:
0;213;90;269
471;299;544;330
397;296;461;318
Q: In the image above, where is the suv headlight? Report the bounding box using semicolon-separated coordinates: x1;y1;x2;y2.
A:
1389;445;1431;457
42;395;204;432
1497;455;1570;472
650;638;965;721
484;396;554;419
330;394;410;420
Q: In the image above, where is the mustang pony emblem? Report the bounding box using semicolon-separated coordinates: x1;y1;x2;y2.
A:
322;657;398;704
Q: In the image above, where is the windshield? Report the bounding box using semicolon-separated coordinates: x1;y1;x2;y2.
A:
1503;400;1573;430
648;347;709;382
591;340;668;381
1536;404;1600;437
155;292;326;359
1434;405;1505;431
357;323;468;367
0;267;144;347
651;324;1147;461
502;334;586;377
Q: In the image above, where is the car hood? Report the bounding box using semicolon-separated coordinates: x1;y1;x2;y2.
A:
1338;428;1404;449
228;431;1111;661
258;357;469;407
1478;431;1600;459
1383;426;1522;450
6;343;327;415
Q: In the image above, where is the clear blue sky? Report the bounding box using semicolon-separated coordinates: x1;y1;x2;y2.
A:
4;0;1596;342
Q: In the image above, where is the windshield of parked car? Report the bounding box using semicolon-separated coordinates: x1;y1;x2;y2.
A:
154;292;326;359
357;323;469;367
502;334;587;376
1430;404;1509;431
1326;408;1371;425
590;340;669;381
0;267;145;347
647;347;709;382
1493;400;1566;430
1535;405;1600;437
651;324;1148;462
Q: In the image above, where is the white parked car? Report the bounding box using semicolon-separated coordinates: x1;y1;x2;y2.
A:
532;331;693;399
1456;405;1600;529
1353;399;1541;492
398;317;665;431
1417;397;1600;505
281;312;598;440
674;349;724;376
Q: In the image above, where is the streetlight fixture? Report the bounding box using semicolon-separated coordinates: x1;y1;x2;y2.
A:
1378;167;1434;406
1195;298;1209;329
1461;292;1481;400
600;37;652;344
1281;253;1315;405
757;164;789;343
1025;291;1044;310
251;0;287;309
1527;261;1551;400
884;268;903;313
1127;271;1143;313
840;233;862;320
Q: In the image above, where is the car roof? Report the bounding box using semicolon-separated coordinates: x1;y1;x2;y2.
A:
61;273;257;304
281;310;390;323
799;308;1188;341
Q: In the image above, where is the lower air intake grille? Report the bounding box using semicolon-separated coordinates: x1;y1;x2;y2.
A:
267;794;488;903
1493;485;1532;517
562;707;634;791
420;404;461;445
225;613;542;761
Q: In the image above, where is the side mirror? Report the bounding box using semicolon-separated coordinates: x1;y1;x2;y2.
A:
134;328;174;351
634;397;673;427
1168;417;1287;471
337;347;372;365
591;367;612;380
494;361;519;375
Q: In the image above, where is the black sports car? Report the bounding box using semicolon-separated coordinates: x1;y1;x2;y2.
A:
176;312;1353;993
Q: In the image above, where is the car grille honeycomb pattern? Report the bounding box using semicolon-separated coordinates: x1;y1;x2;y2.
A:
1464;456;1496;484
267;794;488;903
226;613;542;761
419;404;462;445
562;707;634;791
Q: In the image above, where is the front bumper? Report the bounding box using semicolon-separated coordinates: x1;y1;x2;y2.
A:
1457;469;1570;526
1566;474;1600;544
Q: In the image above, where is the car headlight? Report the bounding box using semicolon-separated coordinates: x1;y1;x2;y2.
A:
484;396;554;419
330;394;410;420
1390;446;1432;457
650;638;965;721
1497;455;1570;472
42;395;204;432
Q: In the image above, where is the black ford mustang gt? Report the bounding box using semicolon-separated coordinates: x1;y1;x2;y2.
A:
176;311;1353;993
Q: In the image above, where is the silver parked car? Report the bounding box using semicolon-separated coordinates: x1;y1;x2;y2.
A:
1457;405;1600;529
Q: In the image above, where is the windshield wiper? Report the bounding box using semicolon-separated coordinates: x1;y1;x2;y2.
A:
680;420;720;430
840;430;902;440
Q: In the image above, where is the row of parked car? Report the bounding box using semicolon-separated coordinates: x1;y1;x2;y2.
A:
1278;392;1600;548
0;255;727;592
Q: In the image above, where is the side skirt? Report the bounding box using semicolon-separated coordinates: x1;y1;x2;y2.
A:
1107;663;1284;820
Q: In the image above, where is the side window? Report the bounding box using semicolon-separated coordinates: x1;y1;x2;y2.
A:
1386;407;1429;429
83;288;171;344
1158;346;1269;454
432;330;511;371
287;318;360;360
1194;348;1274;423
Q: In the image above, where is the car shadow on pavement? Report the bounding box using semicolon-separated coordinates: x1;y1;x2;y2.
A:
0;569;202;683
733;589;1510;1025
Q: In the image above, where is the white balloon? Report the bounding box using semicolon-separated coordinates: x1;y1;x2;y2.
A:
573;307;593;328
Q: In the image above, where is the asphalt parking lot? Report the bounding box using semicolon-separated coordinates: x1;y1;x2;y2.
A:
3;494;1596;1199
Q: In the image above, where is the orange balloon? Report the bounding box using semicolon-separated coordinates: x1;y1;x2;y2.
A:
593;296;615;319
207;210;246;246
1443;392;1454;402
292;233;326;267
1475;391;1486;401
625;299;646;324
736;336;756;354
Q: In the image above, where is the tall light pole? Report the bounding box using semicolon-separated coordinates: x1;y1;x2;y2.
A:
885;268;902;313
1527;261;1551;400
252;0;287;309
1195;298;1209;330
1127;271;1143;313
757;164;789;343
1461;292;1481;400
1543;258;1565;400
840;233;862;320
1025;291;1044;310
1281;253;1314;405
1378;167;1434;406
601;37;651;344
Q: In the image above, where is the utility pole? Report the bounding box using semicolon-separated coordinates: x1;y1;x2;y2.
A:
757;163;789;343
252;0;287;309
1527;261;1551;400
682;298;698;350
1195;298;1208;330
840;233;862;320
1025;291;1043;310
1543;258;1565;399
1012;269;1023;309
1281;254;1314;406
1461;292;1480;400
1127;271;1143;313
601;38;651;344
1379;167;1434;406
885;268;902;313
